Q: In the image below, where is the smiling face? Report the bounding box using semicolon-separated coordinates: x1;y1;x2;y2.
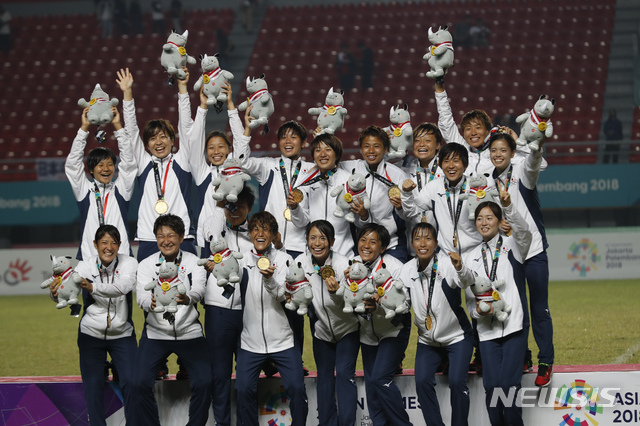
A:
358;230;385;263
360;135;387;169
490;138;515;173
413;131;439;167
147;130;174;159
94;233;120;266
313;141;337;173
462;119;490;149
91;158;116;185
412;227;437;267
279;128;304;159
224;201;250;227
250;223;275;254
307;226;333;264
476;206;500;242
155;225;184;261
207;136;231;167
441;153;465;186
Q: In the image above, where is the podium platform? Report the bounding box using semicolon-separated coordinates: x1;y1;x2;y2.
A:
2;365;639;425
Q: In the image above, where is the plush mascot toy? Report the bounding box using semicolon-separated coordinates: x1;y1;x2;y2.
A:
459;173;499;220
77;84;119;127
144;260;186;314
160;29;196;85
470;276;511;322
41;255;82;309
373;265;408;319
308;87;348;135
383;104;413;161
193;53;234;111
279;261;313;315
237;74;275;132
211;155;251;203
330;169;370;223
197;231;244;287
424;26;454;79
515;95;555;151
336;261;375;314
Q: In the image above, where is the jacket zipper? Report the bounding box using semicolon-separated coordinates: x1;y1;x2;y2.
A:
104;298;111;339
321;285;336;342
260;284;269;352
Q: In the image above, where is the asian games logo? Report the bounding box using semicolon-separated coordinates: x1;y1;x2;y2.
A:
555;379;604;426
567;238;600;277
3;259;32;286
259;385;292;426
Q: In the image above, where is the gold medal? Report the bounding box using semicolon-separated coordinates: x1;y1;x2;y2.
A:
178;46;187;56
388;185;401;198
393;127;402;137
257;256;271;270
538;122;547;132
284;207;292;221
426;315;433;330
476;189;486;199
203;75;210;84
453;232;458;248
344;193;353;203
89;98;97;106
430;45;437;56
320;266;335;280
213;254;223;264
506;229;513;237
291;188;304;204
161;282;171;292
349;282;359;292
327;106;337;115
421;214;427;223
155;199;169;215
377;287;385;297
492;290;500;301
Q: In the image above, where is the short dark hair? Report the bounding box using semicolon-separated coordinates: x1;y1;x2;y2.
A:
277;120;308;144
153;214;185;237
412;122;444;146
358;125;390;150
87;147;117;175
310;133;343;166
248;211;278;235
438;143;469;169
489;131;516;152
460;109;492;133
234;184;256;210
410;222;437;242
475;201;503;222
206;130;232;150
94;224;121;245
356;223;390;251
305;219;336;244
142;119;175;147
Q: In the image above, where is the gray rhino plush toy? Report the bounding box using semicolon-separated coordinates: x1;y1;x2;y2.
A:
424;26;454;79
77;84;119;126
193;53;234;106
237;74;275;131
336;261;375;314
383;104;413;161
160;29;196;81
330;169;370;223
144;260;186;314
279;261;313;315
308;87;348;135
40;255;82;309
197;231;244;287
515;95;555;151
373;265;408;320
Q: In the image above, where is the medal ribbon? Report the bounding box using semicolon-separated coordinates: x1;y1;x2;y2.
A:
159;251;182;267
416;158;439;191
445;178;467;250
346;181;366;197
377;276;395;292
286;279;309;292
248;89;268;103
221;166;242;176
312;251;333;276
420;255;438;315
97;257;119;284
93;183;110;227
209;248;231;260
204;67;222;79
226;221;247;233
367;164;395;188
435;41;454;51
529;109;550;128
52;267;73;282
323;104;343;112
157;274;179;287
365;256;386;278
475;289;496;302
481;236;503;282
390;121;411;133
153;158;172;202
168;41;186;56
297;166;337;189
279;159;302;195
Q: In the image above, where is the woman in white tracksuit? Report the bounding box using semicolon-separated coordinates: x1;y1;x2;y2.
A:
295;219;359;426
398;222;473;426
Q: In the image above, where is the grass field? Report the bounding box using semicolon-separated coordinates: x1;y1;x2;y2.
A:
1;279;639;377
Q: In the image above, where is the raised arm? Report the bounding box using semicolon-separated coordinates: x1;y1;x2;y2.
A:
112;107;137;199
434;82;467;146
498;180;531;259
188;87;210;185
65;108;92;200
176;67;194;152
117;68;148;173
